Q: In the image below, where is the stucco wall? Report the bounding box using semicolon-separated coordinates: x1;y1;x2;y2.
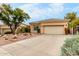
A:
40;22;68;34
30;21;68;34
0;25;10;35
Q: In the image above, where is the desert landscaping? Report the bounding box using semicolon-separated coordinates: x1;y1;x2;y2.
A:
0;3;79;56
0;33;40;46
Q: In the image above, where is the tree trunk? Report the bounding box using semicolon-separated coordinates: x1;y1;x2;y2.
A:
9;25;15;34
14;24;18;34
9;24;18;35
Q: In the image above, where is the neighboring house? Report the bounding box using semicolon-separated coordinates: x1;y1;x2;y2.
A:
0;23;29;35
0;25;11;35
30;19;68;35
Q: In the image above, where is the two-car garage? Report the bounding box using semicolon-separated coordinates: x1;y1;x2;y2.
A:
43;25;65;35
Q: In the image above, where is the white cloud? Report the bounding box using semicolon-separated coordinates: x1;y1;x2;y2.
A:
19;3;64;22
48;3;64;15
72;6;79;12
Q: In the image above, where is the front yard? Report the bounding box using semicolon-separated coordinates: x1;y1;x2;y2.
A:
0;33;40;46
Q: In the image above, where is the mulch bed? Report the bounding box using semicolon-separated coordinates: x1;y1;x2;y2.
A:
0;33;40;46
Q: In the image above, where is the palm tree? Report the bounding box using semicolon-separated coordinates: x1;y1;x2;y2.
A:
64;12;78;34
0;4;30;34
64;12;77;22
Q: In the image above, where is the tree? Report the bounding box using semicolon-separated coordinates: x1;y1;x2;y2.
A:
69;18;79;28
64;12;79;28
64;12;78;34
64;12;77;22
0;4;30;34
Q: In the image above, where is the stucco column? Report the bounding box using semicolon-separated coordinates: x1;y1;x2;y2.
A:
30;25;34;33
64;23;68;34
40;25;44;34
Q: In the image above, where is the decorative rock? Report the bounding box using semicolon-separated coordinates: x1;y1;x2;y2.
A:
2;35;7;38
23;33;27;36
2;35;8;40
13;34;17;39
5;38;8;40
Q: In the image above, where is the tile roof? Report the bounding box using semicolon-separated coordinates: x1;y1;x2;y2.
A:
30;18;68;24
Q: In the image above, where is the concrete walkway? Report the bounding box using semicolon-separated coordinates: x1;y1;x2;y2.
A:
0;35;71;56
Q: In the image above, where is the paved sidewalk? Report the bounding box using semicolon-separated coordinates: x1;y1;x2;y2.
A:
0;35;71;56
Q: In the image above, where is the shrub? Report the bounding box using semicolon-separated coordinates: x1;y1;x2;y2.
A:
16;26;31;33
21;27;30;33
61;36;79;56
34;26;40;33
20;27;26;33
25;28;31;33
4;31;12;34
37;29;40;33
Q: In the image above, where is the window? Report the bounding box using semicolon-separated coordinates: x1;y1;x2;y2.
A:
34;26;39;30
33;26;40;33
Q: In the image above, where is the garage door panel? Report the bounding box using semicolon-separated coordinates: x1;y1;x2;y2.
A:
44;26;65;34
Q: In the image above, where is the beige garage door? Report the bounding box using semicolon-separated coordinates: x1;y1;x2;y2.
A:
44;25;65;34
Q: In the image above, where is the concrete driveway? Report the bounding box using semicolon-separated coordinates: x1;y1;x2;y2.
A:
0;35;71;56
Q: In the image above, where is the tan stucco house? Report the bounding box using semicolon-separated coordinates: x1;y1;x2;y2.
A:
0;23;29;35
0;25;11;35
30;19;68;35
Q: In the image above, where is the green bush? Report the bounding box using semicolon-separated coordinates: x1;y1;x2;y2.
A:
34;26;40;33
20;27;26;33
61;36;79;56
4;31;12;34
15;26;31;34
19;27;30;33
25;28;31;33
37;29;40;33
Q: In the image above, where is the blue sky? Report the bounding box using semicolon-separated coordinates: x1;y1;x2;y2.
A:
2;3;79;24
